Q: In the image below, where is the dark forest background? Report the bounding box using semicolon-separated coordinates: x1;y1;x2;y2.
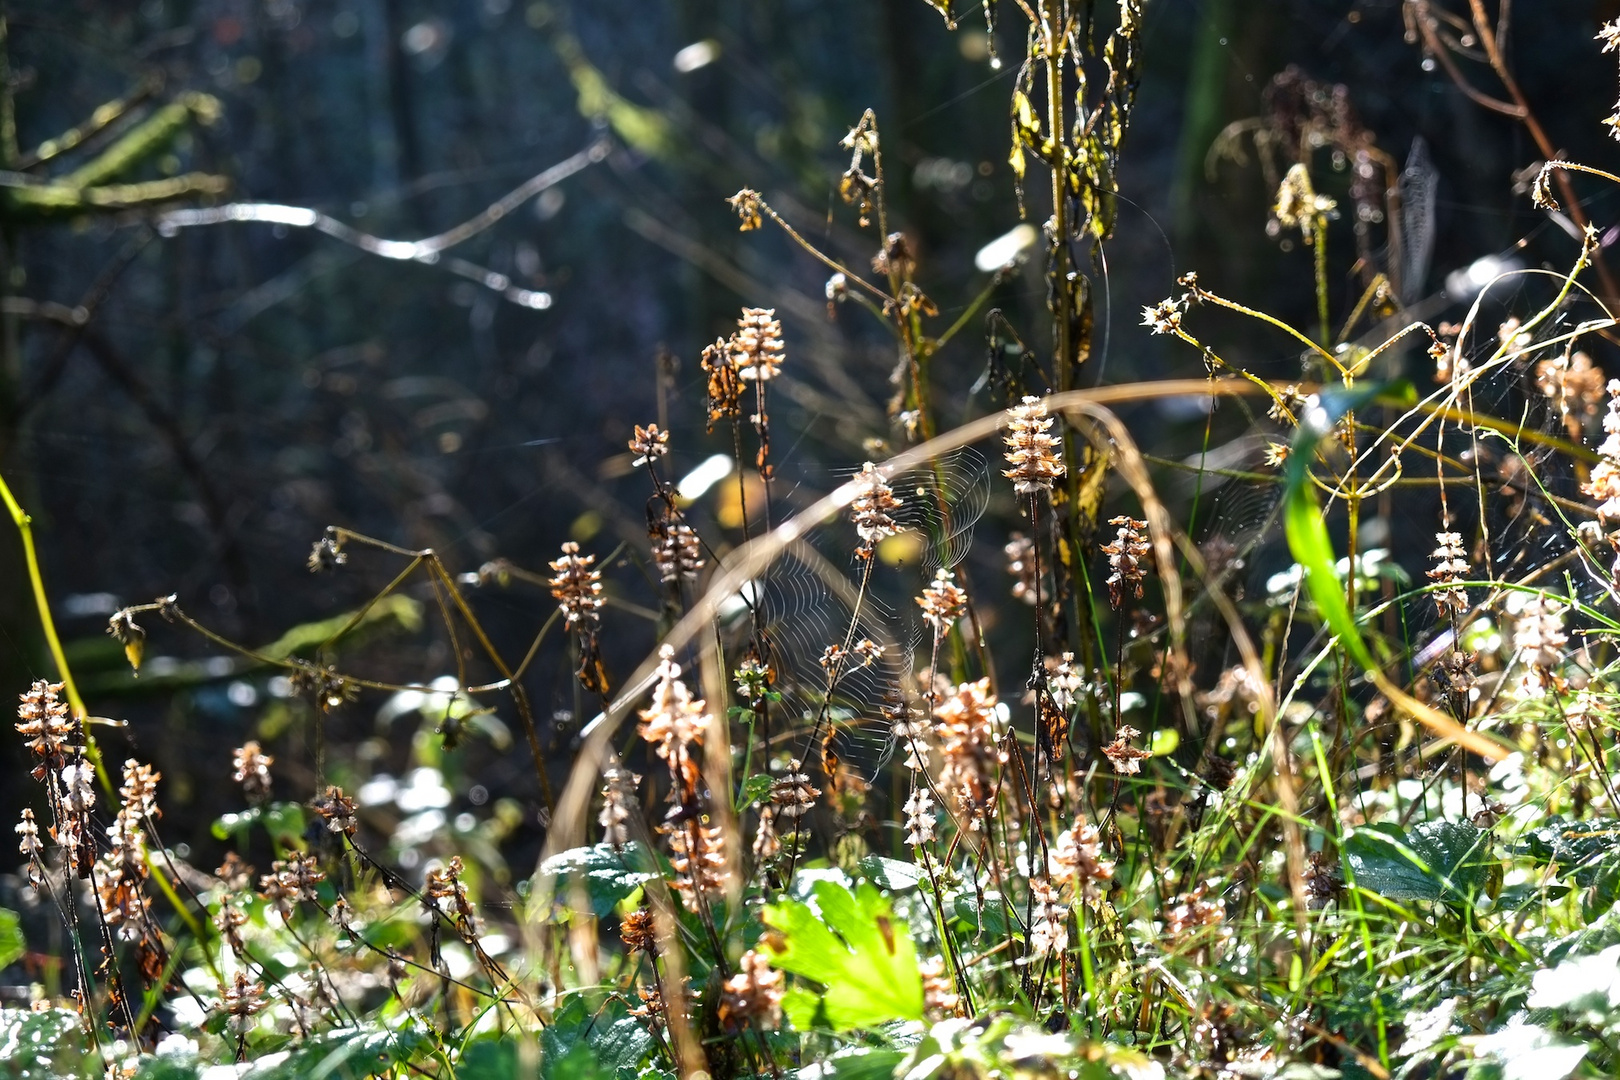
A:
2;0;1616;862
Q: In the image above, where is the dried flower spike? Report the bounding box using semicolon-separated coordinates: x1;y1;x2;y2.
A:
733;308;784;382
549;541;604;628
849;462;903;558
934;678;1007;828
1427;532;1470;617
661;820;727;912
903;787;936;845
1002;396;1065;495
1049;818;1114;902
701;337;744;428
1100;516;1151;609
16;680;75;782
312;785;358;836
232;742;274;805
652;521;704;584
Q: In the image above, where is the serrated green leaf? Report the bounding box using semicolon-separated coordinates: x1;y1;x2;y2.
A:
0;909;23;971
1344;820;1494;905
537;843;660;918
859;856;925;892
763;880;924;1031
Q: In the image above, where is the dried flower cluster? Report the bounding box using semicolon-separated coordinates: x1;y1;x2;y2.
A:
1002;396;1065;495
917;568;968;633
599;766;640;847
1050;819;1114;903
770;759;820;821
312;785;358;836
638;646;729;911
718;948;784;1031
232;741;274;805
629;423;670;467
1103;724;1151;776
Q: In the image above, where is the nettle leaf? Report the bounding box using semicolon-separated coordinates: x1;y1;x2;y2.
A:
0;1008;89;1079
1344;820;1494;905
763;880;925;1031
1520;818;1620;886
537;843;660;918
539;994;654;1080
859;856;925;892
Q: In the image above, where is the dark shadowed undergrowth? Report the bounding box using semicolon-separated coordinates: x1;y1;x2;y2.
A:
11;3;1620;1078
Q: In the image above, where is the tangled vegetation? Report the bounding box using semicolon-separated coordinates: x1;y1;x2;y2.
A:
10;2;1620;1078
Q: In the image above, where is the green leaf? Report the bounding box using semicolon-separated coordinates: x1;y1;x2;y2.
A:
0;909;24;971
1281;381;1415;671
859;856;925;892
536;843;660;918
1344;820;1494;905
812;1048;906;1080
763;880;925;1031
211;802;306;845
737;773;775;811
538;995;653;1080
951;892;1011;938
0;1008;90;1079
248;1022;431;1079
